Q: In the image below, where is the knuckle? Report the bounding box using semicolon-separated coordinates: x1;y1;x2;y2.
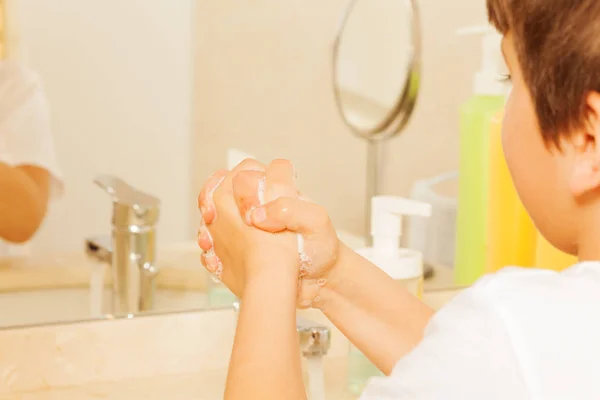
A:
231;172;247;189
314;205;330;226
233;169;263;185
199;170;227;205
211;178;228;204
197;190;205;208
238;158;263;171
233;171;265;206
212;184;224;203
215;168;228;176
270;158;293;169
276;197;296;221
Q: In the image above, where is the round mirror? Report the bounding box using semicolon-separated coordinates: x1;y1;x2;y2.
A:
332;0;421;141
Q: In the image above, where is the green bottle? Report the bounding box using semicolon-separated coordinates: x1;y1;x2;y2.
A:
454;26;508;285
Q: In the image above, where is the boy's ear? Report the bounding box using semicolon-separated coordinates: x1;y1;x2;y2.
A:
569;92;600;197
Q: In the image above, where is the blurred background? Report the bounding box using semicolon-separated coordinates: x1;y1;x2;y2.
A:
4;2;569;399
4;0;487;255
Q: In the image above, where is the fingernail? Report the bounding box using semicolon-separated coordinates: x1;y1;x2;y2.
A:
198;225;213;243
205;253;220;272
252;206;267;223
244;207;255;225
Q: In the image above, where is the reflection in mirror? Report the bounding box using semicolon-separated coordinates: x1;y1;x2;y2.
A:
333;0;413;136
0;0;215;329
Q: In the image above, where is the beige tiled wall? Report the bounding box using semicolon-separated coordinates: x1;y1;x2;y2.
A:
193;0;488;237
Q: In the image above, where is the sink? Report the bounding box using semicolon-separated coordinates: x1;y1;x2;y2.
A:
0;283;461;399
0;241;463;399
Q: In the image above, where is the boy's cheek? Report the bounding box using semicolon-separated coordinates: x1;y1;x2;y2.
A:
500;97;518;168
500;89;543;198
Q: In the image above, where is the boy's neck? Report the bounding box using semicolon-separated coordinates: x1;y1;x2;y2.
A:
576;212;600;262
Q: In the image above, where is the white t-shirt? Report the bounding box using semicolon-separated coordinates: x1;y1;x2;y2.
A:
0;61;63;256
361;263;600;400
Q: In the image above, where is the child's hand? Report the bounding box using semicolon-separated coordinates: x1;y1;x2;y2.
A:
197;159;299;298
232;160;340;309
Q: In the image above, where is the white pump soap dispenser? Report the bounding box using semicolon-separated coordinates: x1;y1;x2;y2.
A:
456;26;508;96
348;196;432;394
357;195;432;296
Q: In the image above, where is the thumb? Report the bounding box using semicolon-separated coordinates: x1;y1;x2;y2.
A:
250;197;330;234
232;169;266;224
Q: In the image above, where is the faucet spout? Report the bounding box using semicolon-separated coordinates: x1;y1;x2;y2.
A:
86;236;112;263
232;299;331;357
297;317;331;357
86;175;160;315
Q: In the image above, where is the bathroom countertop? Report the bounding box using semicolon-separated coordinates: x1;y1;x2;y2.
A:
0;358;357;400
0;240;462;295
0;240;463;329
0;241;206;293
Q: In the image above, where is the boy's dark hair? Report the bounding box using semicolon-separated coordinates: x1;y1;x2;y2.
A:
487;0;600;143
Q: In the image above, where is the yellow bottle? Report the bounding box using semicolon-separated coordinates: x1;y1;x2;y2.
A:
535;233;577;271
486;111;537;272
0;1;5;60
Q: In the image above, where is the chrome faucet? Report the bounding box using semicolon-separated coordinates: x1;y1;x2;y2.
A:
85;175;160;314
297;316;331;357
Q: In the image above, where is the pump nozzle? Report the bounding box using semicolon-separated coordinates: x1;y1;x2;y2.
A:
457;25;508;96
227;148;256;170
371;196;431;255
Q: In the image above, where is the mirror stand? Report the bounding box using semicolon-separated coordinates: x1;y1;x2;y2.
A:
332;0;421;244
365;139;386;245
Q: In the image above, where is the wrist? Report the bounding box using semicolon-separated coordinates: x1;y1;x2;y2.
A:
312;242;356;310
242;252;299;300
324;242;354;293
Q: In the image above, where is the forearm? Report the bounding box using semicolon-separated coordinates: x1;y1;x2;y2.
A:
320;244;434;374
225;267;306;400
0;162;47;243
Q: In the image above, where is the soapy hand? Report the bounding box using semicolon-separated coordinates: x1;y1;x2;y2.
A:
197;159;299;298
232;160;340;309
199;159;340;308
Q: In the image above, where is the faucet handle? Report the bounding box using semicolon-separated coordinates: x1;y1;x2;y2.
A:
94;175;160;227
94;175;160;208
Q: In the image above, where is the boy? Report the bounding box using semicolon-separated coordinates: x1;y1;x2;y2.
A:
198;0;600;398
0;61;63;253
